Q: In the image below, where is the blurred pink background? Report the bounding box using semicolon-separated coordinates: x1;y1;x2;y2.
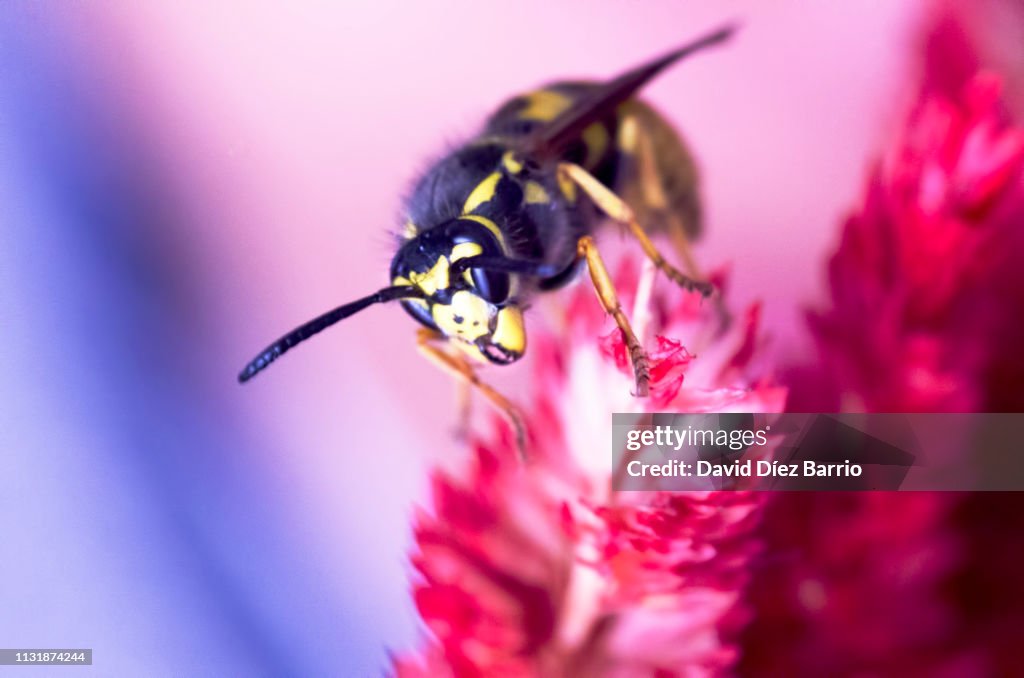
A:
1;1;953;674
111;0;921;460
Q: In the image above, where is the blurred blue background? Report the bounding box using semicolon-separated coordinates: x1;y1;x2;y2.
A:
0;7;426;676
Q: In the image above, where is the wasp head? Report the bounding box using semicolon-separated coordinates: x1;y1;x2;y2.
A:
390;218;525;364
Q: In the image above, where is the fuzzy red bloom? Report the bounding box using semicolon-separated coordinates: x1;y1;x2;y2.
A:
394;256;785;677
740;492;975;677
395;15;1024;675
599;333;693;407
808;73;1024;412
398;444;571;677
743;29;1024;676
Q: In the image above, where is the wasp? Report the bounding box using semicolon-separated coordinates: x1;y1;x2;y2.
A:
239;25;734;452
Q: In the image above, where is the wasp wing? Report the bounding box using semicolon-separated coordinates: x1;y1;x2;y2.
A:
519;24;736;161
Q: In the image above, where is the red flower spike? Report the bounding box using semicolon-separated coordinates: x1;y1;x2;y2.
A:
812;71;1024;413
753;22;1024;675
394;247;784;675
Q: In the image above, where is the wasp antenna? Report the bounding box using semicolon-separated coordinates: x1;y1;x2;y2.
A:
238;285;422;383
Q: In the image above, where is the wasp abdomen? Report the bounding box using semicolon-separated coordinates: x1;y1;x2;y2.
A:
486;82;703;240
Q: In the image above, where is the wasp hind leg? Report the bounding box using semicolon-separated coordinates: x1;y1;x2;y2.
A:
415;328;527;460
618;114;706;282
576;235;651;397
558;161;713;297
623;115;736;330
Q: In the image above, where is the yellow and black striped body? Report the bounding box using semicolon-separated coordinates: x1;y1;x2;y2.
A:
239;27;732;389
394;82;702;334
485;83;702;243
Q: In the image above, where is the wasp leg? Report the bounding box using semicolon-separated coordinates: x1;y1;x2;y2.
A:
623;117;735;332
576;235;651;397
559;162;713;297
618;115;705;280
623;118;734;331
415;328;527;460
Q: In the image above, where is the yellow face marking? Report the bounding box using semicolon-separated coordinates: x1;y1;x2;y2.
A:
502;151;523;175
432;290;491;342
518;89;573;122
402;221;418;239
524;181;550;204
581;123;610;168
492;306;526;355
463;172;501;214
400;243;481;299
459;214;506;249
450;241;482;263
407;257;449;296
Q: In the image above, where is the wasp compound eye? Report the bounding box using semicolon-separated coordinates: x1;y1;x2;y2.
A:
471;268;510;304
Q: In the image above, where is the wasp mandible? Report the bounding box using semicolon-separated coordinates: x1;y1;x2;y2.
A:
239;25;735;449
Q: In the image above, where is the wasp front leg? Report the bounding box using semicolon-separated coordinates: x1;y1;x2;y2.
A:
415;328;527;460
559;162;713;297
576;235;651;397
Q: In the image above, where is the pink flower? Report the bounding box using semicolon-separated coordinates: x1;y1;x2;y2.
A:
394;257;785;677
395;444;570;677
394;14;1024;675
808;73;1024;412
740;492;974;677
743;29;1024;675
